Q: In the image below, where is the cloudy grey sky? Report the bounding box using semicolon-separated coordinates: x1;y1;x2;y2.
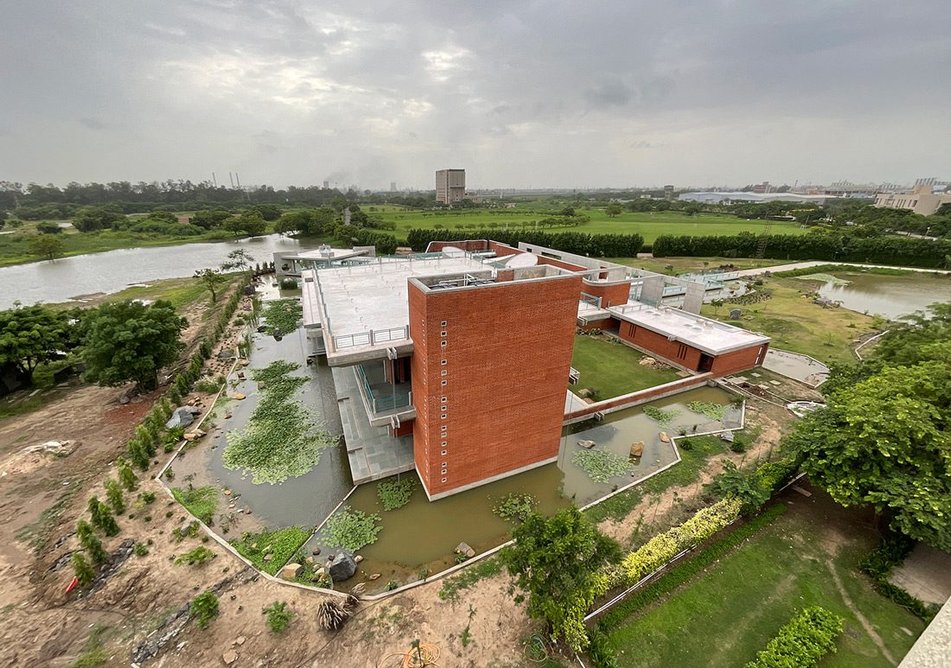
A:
1;0;948;190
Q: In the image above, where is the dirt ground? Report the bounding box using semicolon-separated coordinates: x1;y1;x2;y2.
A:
0;276;809;668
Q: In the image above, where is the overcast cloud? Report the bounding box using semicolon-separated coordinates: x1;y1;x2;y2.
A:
1;0;948;189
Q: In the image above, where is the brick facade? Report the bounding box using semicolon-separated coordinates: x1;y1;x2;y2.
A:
617;320;768;376
581;280;632;308
408;274;582;499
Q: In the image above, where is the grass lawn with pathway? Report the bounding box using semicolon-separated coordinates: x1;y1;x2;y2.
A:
701;277;876;366
604;489;925;667
571;334;680;399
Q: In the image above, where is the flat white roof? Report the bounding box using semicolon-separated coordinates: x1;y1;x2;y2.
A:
303;255;486;358
288;248;369;261
609;302;769;355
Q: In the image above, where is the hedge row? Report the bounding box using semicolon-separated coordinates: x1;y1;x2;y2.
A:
125;273;251;470
404;228;644;258
745;607;844;668
595;504;788;635
859;534;939;622
335;226;400;255
617;497;743;585
653;232;951;268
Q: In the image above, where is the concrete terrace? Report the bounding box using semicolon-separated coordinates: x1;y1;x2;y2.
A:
333;365;415;484
303;255;486;365
609;303;770;355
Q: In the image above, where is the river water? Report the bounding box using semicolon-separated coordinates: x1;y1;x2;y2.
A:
812;272;951;319
0;234;324;309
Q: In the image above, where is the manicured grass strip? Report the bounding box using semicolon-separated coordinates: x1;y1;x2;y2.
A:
597;504;786;629
745;607;843;668
438;557;504;602
571;335;680;399
230;526;311;576
171;485;219;525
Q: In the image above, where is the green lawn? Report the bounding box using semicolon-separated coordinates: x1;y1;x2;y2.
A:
604;492;925;667
607;256;789;276
700;277;876;365
571;334;680;399
0;225;238;267
371;208;807;244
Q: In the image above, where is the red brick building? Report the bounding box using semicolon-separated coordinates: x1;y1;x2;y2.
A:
301;240;769;500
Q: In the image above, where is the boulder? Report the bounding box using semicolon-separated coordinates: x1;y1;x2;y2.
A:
719;430;735;443
658;431;670;443
455;542;476;559
576;439;596;449
629;441;645;458
280;563;303;580
328;551;357;582
217;350;236;361
222;650;238;665
183;429;206;441
639;356;658;367
228;392;246;401
184;405;202;415
369;573;381;581
165;407;195;430
354;555;364;564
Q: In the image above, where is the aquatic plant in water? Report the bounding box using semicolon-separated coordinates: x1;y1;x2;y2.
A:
643;405;680;425
323;507;382;551
377;476;416;511
572;449;633;483
223;361;336;484
262;299;302;335
687;401;727;421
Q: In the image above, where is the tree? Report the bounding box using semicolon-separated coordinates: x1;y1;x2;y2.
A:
29;234;64;261
71;552;95;587
76;519;108;564
224;210;267;238
605;203;623;217
194;268;226;303
116;457;138;491
72;206;124;232
88;496;120;536
787;347;951;550
104;479;125;514
220;249;254;272
0;304;73;385
81;300;186;391
501;507;621;652
189;208;231;229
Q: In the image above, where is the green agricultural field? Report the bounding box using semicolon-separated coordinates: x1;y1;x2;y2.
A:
369;207;808;244
604;491;925;667
571;334;680;399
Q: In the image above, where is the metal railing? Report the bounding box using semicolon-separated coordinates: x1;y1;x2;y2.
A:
355;364;413;414
333;325;410;350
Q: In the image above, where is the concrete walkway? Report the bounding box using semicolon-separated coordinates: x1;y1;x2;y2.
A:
890;544;951;606
762;348;830;387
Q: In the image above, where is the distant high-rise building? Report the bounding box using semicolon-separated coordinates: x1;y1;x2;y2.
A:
874;178;951;216
435;169;466;205
323;180;330;189
390;181;397;192
663;184;675;200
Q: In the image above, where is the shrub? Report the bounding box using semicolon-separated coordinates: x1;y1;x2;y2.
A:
133;542;149;557
116;458;138;491
175;546;216;566
619;497;742;585
745;607;843;668
279;278;298;290
323;507;382;552
76;519;108;565
72;552;95;587
88;497;120;536
263;601;294;633
189;591;220;629
377;476;416;511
